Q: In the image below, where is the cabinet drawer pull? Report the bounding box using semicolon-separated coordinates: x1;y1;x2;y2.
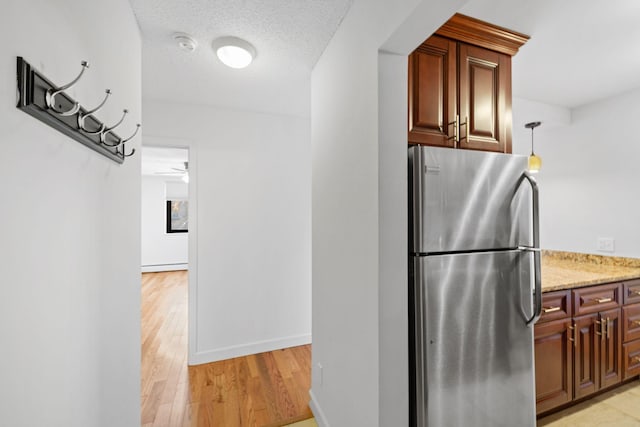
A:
632;320;640;327
631;290;640;297
543;306;561;313
634;356;640;364
595;297;612;304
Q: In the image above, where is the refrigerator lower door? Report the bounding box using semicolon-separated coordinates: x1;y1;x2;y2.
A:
412;250;536;427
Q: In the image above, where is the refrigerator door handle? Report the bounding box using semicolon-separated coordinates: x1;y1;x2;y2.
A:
518;171;541;326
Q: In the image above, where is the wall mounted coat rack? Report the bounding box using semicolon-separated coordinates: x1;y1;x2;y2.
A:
16;57;140;164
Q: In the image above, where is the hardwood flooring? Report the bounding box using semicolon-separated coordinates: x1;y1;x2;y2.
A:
141;271;313;426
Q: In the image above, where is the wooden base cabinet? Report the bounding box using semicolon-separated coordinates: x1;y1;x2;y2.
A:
599;308;622;389
572;309;622;400
534;318;573;413
573;313;599;399
623;339;640;379
535;284;629;416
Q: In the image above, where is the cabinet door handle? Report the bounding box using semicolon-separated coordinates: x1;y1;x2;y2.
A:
595;297;612;304
596;319;606;340
459;116;468;144
568;323;576;347
607;317;611;340
631;290;640;297
632;320;640;327
447;115;458;146
543;306;561;313
633;356;640;364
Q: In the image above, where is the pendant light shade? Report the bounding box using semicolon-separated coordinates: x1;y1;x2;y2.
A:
525;121;542;173
528;153;542;173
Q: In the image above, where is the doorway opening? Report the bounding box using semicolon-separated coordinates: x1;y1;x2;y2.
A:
140;146;191;423
141;146;190;273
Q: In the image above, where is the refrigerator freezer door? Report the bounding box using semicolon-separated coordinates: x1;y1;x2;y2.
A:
409;146;532;254
413;251;536;427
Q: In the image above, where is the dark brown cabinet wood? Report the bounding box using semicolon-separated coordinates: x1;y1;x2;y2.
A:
535;283;633;416
623;303;640;342
573;313;599;399
599;308;622;389
623;339;640;379
408;14;528;153
624;279;640;304
408;36;456;148
534;318;573;414
457;44;511;153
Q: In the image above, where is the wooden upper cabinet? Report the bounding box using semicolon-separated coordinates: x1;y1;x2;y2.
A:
458;44;511;153
408;14;528;153
408;36;457;147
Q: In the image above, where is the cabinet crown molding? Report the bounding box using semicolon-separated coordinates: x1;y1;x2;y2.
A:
435;13;529;56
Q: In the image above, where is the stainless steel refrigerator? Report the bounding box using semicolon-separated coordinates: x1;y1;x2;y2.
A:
408;145;542;427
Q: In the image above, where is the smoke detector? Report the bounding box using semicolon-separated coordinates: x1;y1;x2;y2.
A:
174;33;198;52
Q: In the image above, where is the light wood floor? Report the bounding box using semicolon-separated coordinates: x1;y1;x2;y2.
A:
141;271;313;426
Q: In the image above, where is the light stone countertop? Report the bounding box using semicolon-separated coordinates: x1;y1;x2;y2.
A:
541;251;640;293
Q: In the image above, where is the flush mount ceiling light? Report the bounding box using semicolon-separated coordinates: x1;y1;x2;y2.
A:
525;121;542;173
212;36;256;69
174;33;198;52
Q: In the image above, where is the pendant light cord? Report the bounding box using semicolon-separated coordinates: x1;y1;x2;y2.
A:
531;127;535;156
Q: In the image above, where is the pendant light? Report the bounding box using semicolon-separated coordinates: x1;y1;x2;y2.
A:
525;121;542;173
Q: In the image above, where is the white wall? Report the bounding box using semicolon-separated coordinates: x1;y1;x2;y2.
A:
143;101;311;364
310;1;466;425
512;89;640;258
0;1;141;426
141;176;188;271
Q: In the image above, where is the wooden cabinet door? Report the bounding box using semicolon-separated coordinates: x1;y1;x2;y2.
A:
623;339;640;379
574;314;600;399
534;318;573;414
457;43;511;153
623;303;640;342
600;308;623;388
408;35;457;147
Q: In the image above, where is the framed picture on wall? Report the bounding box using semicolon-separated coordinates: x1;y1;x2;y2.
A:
166;200;188;233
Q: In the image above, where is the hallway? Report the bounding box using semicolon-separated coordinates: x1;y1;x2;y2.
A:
141;271;312;426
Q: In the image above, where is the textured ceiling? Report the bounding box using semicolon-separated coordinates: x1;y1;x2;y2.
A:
129;0;353;117
462;0;640;108
131;0;640;115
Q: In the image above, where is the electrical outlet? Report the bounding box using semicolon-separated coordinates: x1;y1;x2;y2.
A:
312;363;323;386
597;237;615;253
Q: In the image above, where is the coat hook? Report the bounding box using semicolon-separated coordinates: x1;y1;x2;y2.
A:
45;60;89;116
119;123;141;145
100;109;128;146
117;143;136;158
78;89;111;134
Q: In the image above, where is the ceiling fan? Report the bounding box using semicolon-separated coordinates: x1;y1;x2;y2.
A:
154;161;189;182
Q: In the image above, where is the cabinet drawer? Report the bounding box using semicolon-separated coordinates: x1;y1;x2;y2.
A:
624;279;640;305
538;291;571;323
573;283;621;316
623;340;640;380
623;304;640;343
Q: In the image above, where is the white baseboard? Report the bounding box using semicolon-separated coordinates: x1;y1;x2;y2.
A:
188;333;311;365
309;389;330;427
141;263;188;273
